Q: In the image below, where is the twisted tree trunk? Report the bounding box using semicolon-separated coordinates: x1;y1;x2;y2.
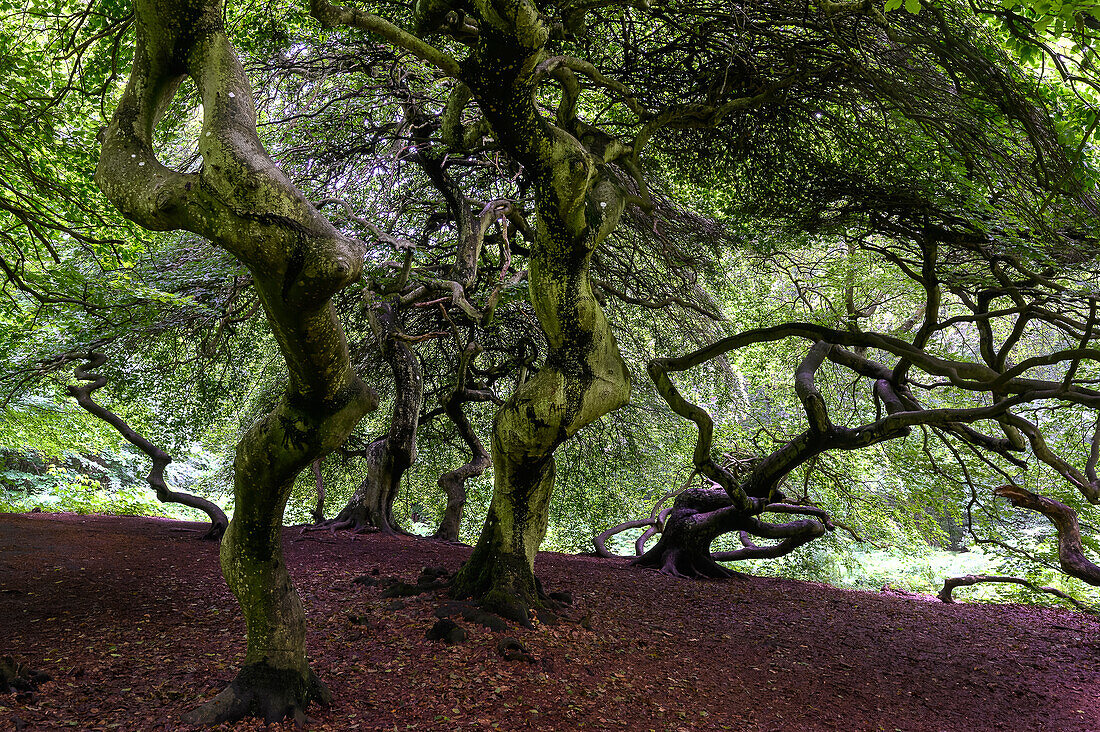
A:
447;3;631;622
432;390;490;542
327;302;422;535
96;0;375;722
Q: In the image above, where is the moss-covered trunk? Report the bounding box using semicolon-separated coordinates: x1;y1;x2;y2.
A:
450;4;631;614
96;0;375;722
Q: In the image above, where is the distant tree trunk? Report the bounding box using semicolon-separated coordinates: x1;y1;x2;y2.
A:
328;302;422;534
310;460;325;524
432;394;490;542
431;343;493;543
67;352;228;540
96;0;375;722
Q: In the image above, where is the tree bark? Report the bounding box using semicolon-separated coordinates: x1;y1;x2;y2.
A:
449;2;631;617
634;488;746;579
310;460;325;524
96;0;375;722
432;390;490;542
633;488;832;578
328;302;422;534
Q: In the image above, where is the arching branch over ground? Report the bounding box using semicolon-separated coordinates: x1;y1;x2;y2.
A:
937;574;1095;611
66;352;227;540
611;295;1100;582
992;485;1100;586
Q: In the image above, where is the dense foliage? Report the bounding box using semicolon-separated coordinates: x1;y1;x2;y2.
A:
4;0;1100;722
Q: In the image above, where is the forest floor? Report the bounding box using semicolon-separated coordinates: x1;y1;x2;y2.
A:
1;513;1099;732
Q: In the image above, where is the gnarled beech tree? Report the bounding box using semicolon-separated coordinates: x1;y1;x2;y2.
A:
436;5;636;621
604;216;1100;583
96;0;375;722
607;316;1100;579
311;0;828;618
324;301;422;534
311;0;638;620
307;0;1100;615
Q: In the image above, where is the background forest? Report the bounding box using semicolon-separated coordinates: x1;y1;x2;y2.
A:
3;0;1100;629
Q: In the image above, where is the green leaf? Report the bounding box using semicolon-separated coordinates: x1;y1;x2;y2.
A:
904;0;921;13
885;0;904;10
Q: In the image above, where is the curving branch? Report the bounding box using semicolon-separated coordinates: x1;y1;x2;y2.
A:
994;485;1100;586
938;574;1094;612
309;0;462;78
593;518;656;558
66;352;228;540
1002;416;1100;504
711;514;828;562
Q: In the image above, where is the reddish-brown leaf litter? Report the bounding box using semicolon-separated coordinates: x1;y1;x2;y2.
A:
1;513;1098;731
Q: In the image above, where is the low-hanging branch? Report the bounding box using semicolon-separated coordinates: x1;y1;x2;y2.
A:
66;352;228;540
937;574;1094;612
992;484;1100;586
611;276;1100;580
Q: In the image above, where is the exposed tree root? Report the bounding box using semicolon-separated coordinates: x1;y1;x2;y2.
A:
634;542;746;579
451;547;565;627
1;656;50;697
305;508;416;537
182;663;330;725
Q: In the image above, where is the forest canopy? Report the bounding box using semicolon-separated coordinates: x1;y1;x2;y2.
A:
3;0;1100;723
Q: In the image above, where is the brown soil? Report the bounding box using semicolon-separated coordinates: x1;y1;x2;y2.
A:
0;512;1098;731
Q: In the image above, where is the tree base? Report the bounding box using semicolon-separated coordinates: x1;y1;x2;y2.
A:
451;549;561;627
200;521;227;541
315;503;416;537
634;542;747;580
182;662;331;725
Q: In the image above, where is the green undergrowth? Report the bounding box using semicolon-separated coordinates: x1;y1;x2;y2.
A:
0;445;228;521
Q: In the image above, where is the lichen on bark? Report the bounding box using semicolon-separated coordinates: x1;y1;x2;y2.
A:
449;0;631;617
96;0;375;723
